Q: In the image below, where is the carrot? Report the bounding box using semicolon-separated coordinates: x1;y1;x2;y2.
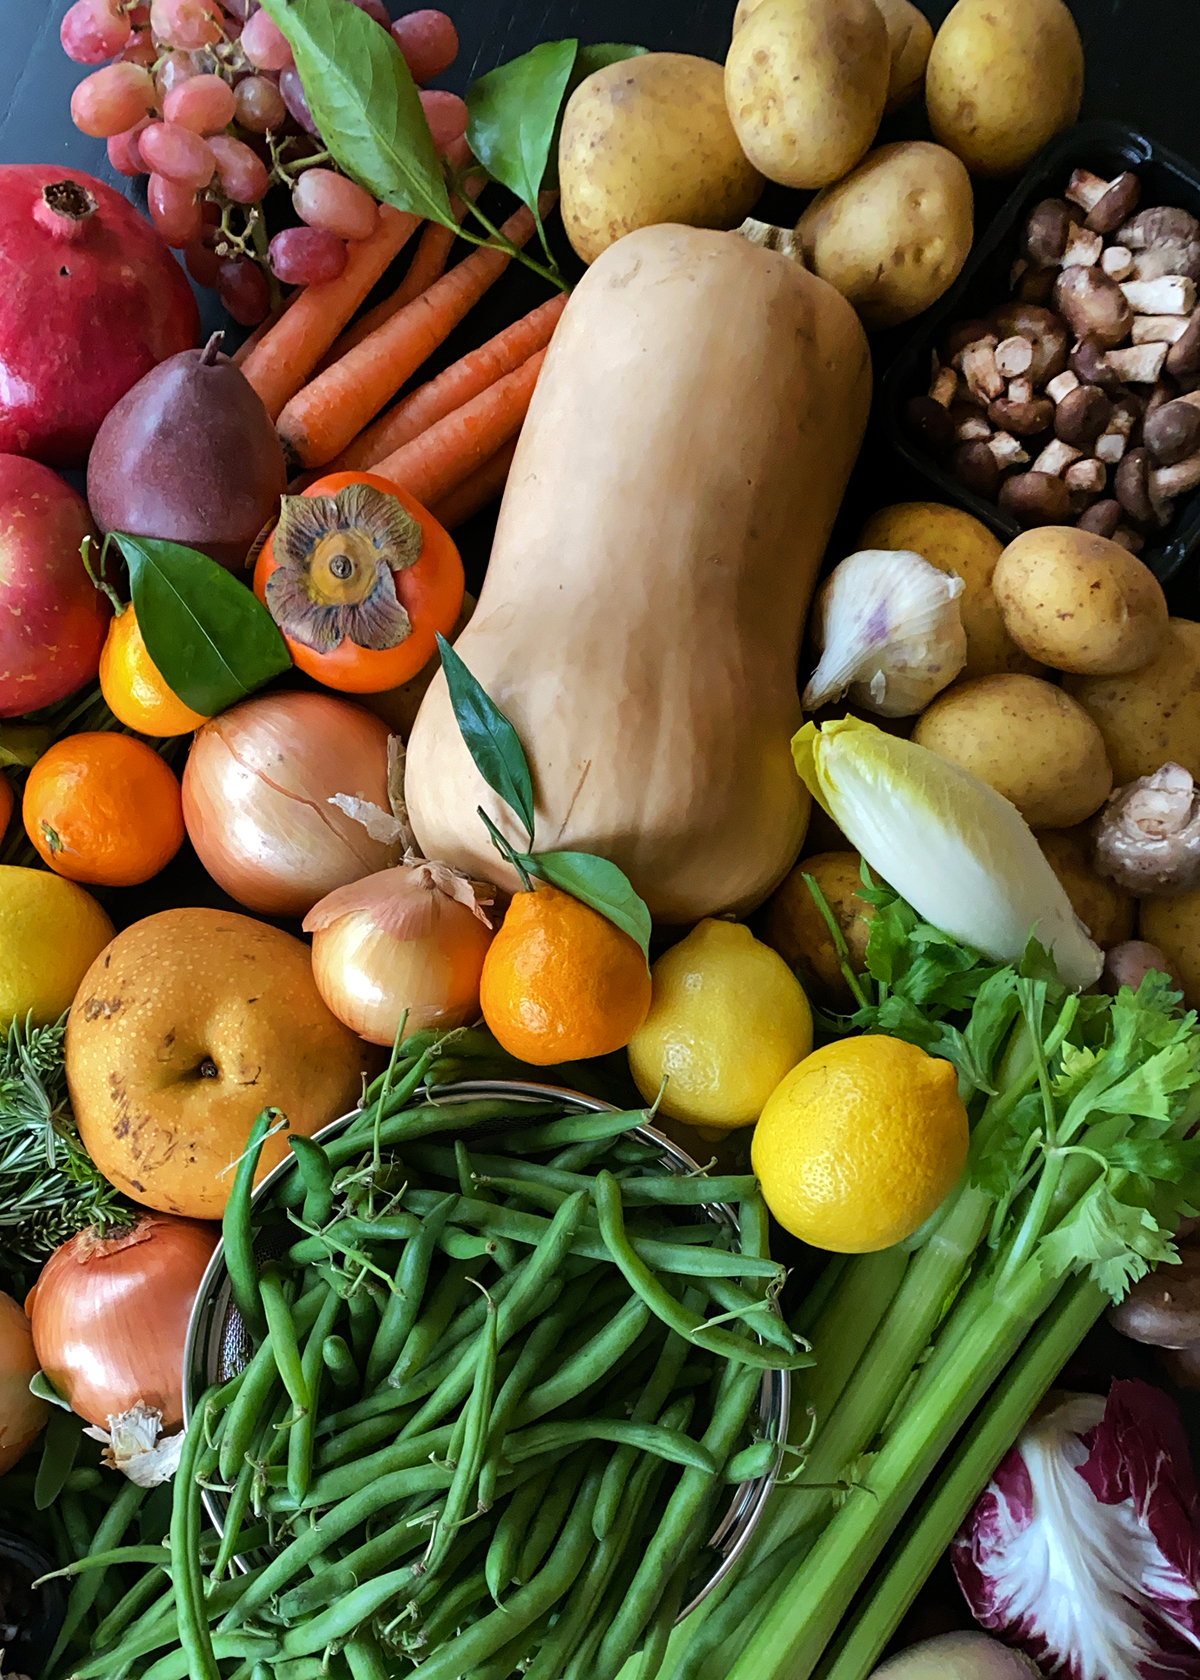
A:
314;178;485;375
429;436;518;530
240;205;421;421
334;292;567;473
374;347;546;509
276;196;552;470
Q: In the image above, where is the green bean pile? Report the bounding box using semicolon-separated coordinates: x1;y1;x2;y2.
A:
51;1043;810;1680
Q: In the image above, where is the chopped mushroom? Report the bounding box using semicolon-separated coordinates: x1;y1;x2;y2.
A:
987;432;1030;468
1120;206;1200;281
1031;437;1082;476
1062;225;1104;267
1047;369;1081;403
994;335;1034;378
1065;457;1107;497
1152;448;1200;498
1067;168;1141;233
1007;376;1035;404
1108;1236;1200;1347
1101;245;1135;281
960;338;1005;401
1120;276;1197;315
1107;342;1171;383
1132;314;1193;345
1094;763;1200;896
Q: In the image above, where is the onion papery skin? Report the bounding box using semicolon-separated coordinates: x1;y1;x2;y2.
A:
26;1215;218;1429
181;690;403;918
311;900;494;1044
0;1290;48;1473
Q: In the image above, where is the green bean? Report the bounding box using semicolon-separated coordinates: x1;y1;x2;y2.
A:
515;1450;591;1586
424;1289;497;1576
333;1212;423;1243
506;1418;716;1475
594;1173;807;1369
40;1543;170;1580
315;1402;423;1466
290;1133;335;1227
214;1453;256;1578
301;1424;454;1509
441;1227;498;1260
323;1099;562;1170
60;1489;91;1560
668;1526;812;1680
345;1628;394;1680
495;1110;649;1154
347;1284;380;1365
218;1283;327;1482
593;1323;693;1541
172;1386;221;1680
687;1274;797;1356
391;1254;486;1388
595;1362;762;1676
43;1471;149;1675
724;1439;779;1482
406;1455;605;1680
288;1286;341;1503
636;1562;688;1680
276;1506;433;1620
223;1107;281;1341
259;1267;310;1418
138;1632;278;1680
278;1556;429;1656
412;1562;491;1650
322;1333;359;1390
485;1465;549;1602
365;1191;456;1390
549;1137;618;1173
90;1564;168;1654
512;1295;651;1428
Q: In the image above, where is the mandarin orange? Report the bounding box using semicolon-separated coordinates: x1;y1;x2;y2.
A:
479;882;651;1066
99;604;209;736
23;732;185;888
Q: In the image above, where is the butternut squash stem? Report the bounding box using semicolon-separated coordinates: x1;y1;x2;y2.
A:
478;807;535;891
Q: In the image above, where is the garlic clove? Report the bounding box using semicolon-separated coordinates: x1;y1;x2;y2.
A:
804;549;968;719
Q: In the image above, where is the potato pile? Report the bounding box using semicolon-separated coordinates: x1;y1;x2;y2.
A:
764;502;1200;1008
557;0;1084;334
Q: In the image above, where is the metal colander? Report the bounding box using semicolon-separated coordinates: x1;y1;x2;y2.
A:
183;1080;791;1618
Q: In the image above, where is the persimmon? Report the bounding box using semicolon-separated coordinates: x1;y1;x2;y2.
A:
253;469;464;695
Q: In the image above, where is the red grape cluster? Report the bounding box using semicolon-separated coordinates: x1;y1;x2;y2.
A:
62;0;462;324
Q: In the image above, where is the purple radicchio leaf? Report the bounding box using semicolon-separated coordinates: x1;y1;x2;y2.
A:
953;1380;1200;1680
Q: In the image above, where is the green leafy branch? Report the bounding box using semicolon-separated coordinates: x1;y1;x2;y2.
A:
259;0;645;289
436;634;652;963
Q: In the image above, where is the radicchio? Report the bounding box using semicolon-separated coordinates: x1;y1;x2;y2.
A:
953;1381;1200;1680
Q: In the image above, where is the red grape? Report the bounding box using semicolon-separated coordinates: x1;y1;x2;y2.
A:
218;257;270;325
70;63;156;137
420;89;469;152
185;241;223;288
348;0;390;25
209;135;270;203
117;29;158;66
154;51;196;98
279;66;319;134
61;0;132;64
269;226;347;285
292;169;378;242
163;72;237;133
128;4;151;22
391;11;458;84
106;116;152;176
149;0;223;50
234;74;287;132
148;174;203;246
241;9;293;70
139;122;217;188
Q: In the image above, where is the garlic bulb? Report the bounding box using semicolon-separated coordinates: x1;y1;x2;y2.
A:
803;549;967;718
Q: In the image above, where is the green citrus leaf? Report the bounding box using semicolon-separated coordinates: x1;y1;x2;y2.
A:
437;633;535;844
466;39;579;214
525;850;652;963
259;0;454;224
543;42;649;190
115;534;291;718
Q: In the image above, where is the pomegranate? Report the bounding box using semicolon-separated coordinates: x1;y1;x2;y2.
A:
0;167;199;468
0;455;112;717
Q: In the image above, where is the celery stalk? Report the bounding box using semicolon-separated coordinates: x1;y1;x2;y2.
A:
815;1273;1105;1680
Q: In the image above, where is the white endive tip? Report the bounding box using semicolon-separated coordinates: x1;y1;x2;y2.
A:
793;717;1103;990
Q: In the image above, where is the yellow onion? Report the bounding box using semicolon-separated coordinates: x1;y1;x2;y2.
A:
0;1290;48;1473
182;690;407;918
26;1215;218;1430
305;861;497;1045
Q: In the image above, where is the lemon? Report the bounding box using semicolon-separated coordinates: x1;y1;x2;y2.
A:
752;1035;968;1253
628;919;813;1129
0;865;114;1029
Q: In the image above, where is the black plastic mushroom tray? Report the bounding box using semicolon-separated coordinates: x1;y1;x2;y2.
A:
880;119;1200;586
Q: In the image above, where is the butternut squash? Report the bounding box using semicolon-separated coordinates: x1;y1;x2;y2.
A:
404;224;871;924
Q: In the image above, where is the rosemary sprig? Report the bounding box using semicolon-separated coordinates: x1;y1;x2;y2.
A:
0;1015;134;1295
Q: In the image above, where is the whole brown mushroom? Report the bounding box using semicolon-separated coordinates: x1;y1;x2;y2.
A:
990;303;1071;387
1109;1242;1200;1348
1094;762;1200;895
1053;266;1135;350
998;471;1071;527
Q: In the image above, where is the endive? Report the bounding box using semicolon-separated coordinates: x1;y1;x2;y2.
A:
793;717;1102;990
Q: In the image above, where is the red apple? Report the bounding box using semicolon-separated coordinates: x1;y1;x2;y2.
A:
0;455;111;717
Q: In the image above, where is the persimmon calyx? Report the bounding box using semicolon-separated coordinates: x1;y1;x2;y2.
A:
265;482;424;654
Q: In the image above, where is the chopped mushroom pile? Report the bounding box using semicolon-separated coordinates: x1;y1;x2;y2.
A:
906;166;1200;537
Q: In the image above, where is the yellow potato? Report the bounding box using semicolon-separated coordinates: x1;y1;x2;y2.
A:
912;673;1113;829
1064;619;1200;786
993;528;1168;676
874;0;934;111
1036;828;1135;950
858;502;1042;680
558;54;763;266
1140;892;1200;1009
725;0;889;191
796;142;973;330
926;0;1084;177
760;850;875;1009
